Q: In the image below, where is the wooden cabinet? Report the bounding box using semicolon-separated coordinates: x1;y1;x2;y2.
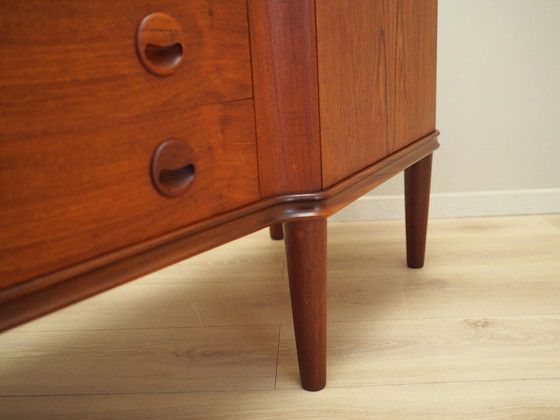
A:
0;0;439;391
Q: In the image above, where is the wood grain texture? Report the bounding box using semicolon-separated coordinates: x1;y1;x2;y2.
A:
392;0;438;148
0;0;257;287
0;0;252;125
277;315;560;389
0;100;259;288
136;230;286;285
316;0;391;187
248;0;322;196
317;0;437;187
0;325;279;395
326;215;560;278
13;279;292;332
13;229;289;332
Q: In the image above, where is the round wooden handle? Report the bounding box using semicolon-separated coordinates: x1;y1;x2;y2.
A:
151;139;196;198
136;12;185;76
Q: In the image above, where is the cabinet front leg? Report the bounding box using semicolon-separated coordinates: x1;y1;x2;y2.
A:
284;219;327;391
404;153;433;268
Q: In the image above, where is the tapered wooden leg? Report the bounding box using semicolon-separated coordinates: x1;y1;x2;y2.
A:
284;219;327;391
404;153;433;268
269;223;284;240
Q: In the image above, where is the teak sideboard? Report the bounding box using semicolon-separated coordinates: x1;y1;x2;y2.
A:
0;0;439;391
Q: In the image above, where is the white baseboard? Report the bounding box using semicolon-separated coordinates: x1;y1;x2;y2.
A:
329;188;560;221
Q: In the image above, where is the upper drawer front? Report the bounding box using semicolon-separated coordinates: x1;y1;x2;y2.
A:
0;1;258;287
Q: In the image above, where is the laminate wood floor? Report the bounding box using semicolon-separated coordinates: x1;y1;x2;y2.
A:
1;214;560;419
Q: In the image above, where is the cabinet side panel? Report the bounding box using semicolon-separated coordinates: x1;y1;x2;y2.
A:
391;0;437;151
317;0;392;188
248;0;322;196
317;0;437;188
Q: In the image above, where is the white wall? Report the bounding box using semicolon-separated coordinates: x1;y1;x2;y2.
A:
333;0;560;221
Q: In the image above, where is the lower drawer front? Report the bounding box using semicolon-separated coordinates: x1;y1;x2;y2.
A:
0;100;259;288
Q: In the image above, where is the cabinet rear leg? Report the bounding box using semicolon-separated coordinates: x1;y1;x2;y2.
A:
404;154;433;268
269;223;284;240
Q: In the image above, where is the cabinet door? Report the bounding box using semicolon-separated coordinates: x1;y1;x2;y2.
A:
0;0;258;287
317;0;437;187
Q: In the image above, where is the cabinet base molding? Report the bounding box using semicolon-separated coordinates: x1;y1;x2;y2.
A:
0;131;438;332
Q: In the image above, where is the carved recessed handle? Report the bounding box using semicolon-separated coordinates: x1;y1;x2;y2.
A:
136;12;185;76
151;139;196;198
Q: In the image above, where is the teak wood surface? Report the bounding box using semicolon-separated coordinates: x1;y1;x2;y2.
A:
248;0;323;196
0;0;257;287
0;0;439;392
317;0;437;187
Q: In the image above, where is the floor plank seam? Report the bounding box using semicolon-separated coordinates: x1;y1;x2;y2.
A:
7;323;286;334
11;312;560;335
274;323;282;390
396;276;410;317
312;313;560;326
0;387;279;398
275;376;560;392
192;303;203;326
6;377;560;399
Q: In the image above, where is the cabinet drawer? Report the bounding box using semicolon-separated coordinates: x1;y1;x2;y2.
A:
0;0;252;118
0;100;259;289
0;1;258;287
